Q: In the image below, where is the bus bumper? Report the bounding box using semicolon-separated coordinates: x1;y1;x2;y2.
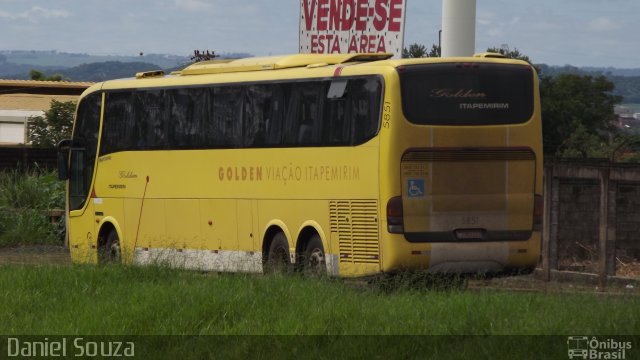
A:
381;232;540;274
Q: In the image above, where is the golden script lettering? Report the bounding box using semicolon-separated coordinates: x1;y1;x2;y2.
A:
430;89;487;99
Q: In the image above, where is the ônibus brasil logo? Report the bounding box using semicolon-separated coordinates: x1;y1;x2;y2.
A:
567;336;632;359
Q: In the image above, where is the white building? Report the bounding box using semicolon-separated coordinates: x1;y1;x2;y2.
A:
0;109;44;144
0;80;92;145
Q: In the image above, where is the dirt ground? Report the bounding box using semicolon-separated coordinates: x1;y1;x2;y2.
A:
0;245;70;266
559;259;640;278
468;272;639;295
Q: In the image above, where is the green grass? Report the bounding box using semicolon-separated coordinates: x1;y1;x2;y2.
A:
1;265;637;336
1;265;637;358
0;168;65;247
0;209;60;247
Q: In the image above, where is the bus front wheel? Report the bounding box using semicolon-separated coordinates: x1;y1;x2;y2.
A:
264;232;291;273
99;230;121;264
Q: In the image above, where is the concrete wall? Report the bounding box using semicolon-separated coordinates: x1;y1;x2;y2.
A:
544;160;640;281
616;182;640;257
557;179;600;262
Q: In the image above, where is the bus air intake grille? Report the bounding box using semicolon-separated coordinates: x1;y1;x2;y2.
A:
402;148;535;162
330;200;380;264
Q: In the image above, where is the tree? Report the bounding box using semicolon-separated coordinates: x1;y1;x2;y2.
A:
403;43;427;58
427;44;441;57
60;61;161;82
27;100;77;147
486;45;532;64
540;74;621;156
29;69;65;82
402;43;440;58
485;45;621;156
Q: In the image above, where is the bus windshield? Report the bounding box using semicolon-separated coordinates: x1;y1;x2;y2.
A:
399;63;534;126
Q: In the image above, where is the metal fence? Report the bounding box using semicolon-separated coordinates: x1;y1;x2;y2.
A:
0;146;57;171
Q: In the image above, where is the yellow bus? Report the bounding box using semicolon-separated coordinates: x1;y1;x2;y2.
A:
58;53;542;276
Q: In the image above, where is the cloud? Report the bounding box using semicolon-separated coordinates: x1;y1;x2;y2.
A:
27;6;69;20
0;6;70;22
589;17;619;32
174;0;212;12
477;11;496;26
487;28;503;38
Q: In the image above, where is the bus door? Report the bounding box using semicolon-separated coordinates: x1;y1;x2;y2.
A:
62;93;102;262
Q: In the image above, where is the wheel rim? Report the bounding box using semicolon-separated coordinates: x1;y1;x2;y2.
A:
275;246;288;265
307;247;325;271
267;244;289;272
109;240;121;261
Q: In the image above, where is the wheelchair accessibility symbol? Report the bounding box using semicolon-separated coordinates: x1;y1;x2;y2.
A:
407;179;425;198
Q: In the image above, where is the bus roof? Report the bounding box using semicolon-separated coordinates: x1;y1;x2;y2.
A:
87;53;534;97
176;53;394;76
173;52;531;77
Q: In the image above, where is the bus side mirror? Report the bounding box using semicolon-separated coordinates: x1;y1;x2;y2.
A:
57;139;72;180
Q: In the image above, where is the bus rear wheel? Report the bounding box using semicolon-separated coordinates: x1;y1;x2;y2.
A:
264;232;292;274
301;235;326;275
99;230;121;264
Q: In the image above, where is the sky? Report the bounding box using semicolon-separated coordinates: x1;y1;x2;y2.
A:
0;0;638;68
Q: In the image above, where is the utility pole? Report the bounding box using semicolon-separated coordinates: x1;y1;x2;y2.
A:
441;0;477;57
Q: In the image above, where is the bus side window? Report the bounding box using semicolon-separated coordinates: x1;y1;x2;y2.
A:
134;90;166;149
190;87;211;148
324;78;351;146
99;76;382;153
102;92;134;155
168;88;200;149
280;83;299;146
264;84;284;146
211;86;242;148
349;78;381;144
244;85;272;147
287;82;324;146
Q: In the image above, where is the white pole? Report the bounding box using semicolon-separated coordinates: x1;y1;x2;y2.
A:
441;0;477;57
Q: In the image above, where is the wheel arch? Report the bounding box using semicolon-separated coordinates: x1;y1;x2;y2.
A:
261;220;292;264
96;217;126;260
295;221;327;264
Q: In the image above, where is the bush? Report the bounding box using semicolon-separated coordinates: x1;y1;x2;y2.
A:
27;99;76;148
0;167;65;246
0;209;60;247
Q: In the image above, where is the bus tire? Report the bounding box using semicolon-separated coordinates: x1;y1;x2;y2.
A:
99;230;121;264
301;234;326;275
264;232;292;274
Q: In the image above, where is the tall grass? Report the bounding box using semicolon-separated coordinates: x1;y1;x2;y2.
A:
0;265;637;336
1;265;638;359
0;167;65;247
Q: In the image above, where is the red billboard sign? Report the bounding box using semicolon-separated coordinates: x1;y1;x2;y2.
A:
299;0;407;58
